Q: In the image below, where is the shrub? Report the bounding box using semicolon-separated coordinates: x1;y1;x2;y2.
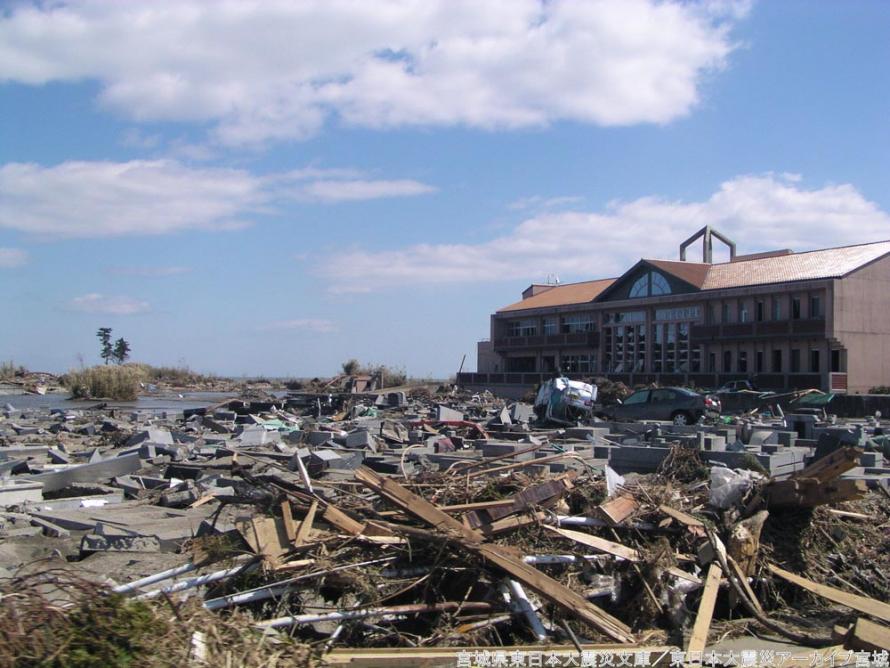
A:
63;365;146;401
0;361;26;381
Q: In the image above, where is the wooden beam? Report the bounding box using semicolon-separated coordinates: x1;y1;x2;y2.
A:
687;562;722;656
597;495;639;525
659;505;703;528
790;446;862;483
766;479;867;509
294;500;317;546
846;617;890;652
280;500;297;544
354;466;635;643
768;564;890;623
545;526;641;562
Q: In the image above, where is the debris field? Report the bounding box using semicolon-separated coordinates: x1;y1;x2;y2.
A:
1;382;890;667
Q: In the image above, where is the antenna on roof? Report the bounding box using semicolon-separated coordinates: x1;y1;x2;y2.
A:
545;273;560;285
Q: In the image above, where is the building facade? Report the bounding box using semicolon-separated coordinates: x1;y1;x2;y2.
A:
460;228;890;395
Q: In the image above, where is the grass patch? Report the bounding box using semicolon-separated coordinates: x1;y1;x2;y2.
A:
62;365;146;401
0;568;314;667
0;360;26;381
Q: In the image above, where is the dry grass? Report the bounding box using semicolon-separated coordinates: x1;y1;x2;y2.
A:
0;568;316;668
62;365;146;401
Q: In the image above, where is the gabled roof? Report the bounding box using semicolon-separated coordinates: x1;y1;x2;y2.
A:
497;278;615;313
645;259;710;289
701;240;890;290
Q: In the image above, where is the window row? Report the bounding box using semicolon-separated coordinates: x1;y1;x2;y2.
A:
710;348;826;374
708;294;823;325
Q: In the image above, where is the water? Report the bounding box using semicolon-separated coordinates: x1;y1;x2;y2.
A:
1;391;240;413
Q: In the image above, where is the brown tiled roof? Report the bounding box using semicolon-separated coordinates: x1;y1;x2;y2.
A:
645;259;710;288
497;278;615;312
701;240;890;290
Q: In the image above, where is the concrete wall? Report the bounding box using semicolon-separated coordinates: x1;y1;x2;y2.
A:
834;255;890;393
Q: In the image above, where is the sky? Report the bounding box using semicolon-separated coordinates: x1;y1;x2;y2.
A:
1;0;889;378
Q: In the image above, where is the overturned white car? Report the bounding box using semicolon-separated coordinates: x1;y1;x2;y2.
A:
534;377;597;425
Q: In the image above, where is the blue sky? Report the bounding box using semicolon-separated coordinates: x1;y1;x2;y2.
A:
1;0;889;378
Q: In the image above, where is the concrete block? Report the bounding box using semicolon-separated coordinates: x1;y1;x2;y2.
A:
436;404;465;421
126;429;174;447
80;534;161;554
860;451;884;468
30;453;141;493
0;479;43;506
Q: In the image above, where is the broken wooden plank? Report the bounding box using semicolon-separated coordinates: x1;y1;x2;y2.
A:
477;511;547;538
294;499;317;546
236;516;291;566
354;466;635;643
768;564;890;622
280;500;297;543
727;555;764;615
790;446;863;483
545;526;642;562
321;504;365;536
845;617;890;652
466;474;575;528
659;504;704;528
597;495;638;525
687;562;722;656
766;478;867;509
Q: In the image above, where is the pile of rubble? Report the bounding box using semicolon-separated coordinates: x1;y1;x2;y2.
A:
1;386;890;666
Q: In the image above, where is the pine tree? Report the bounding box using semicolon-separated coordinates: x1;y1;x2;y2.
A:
97;327;113;365
112;338;131;365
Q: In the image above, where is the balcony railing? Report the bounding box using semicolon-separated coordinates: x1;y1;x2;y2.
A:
493;332;599;349
691;318;825;342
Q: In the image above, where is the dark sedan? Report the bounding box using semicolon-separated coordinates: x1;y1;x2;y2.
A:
601;387;721;424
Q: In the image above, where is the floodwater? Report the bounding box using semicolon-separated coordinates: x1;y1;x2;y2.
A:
0;391;241;413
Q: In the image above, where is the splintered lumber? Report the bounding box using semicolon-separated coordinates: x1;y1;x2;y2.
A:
845;618;890;652
545;526;642;562
768;564;890;623
236;516;291;565
322;504;365;535
790;446;863;483
728;510;768;576
294;500;318;546
465;474;575;528
280;500;297;543
597;495;639;525
354;466;635;643
659;504;704;528
686;562;722;655
477;511;547;538
765;478;867;509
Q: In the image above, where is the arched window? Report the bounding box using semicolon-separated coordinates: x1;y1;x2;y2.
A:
629;275;649;298
628;271;672;298
651;272;671;295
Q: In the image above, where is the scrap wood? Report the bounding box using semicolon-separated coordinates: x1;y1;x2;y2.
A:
545;526;642;562
236;516;292;566
728;510;768;576
354;465;636;643
790;446;863;484
686;562;722;656
477;511;548;538
465;473;575;528
839;617;890;653
765;478;867;509
658;504;703;528
768;564;890;623
466;452;575;479
596;494;639;525
294;499;317;546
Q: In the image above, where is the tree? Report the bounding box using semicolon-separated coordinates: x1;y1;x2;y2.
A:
112;338;131;365
341;358;361;376
97;327;113;365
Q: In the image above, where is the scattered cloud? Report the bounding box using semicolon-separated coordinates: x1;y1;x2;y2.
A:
317;173;890;292
508;195;584;211
258;319;339;334
0;1;747;146
0;160;435;239
107;266;191;277
0;247;28;268
69;293;150;315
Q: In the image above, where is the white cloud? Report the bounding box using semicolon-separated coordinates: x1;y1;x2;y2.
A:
0;247;28;268
69;293;150;315
0;0;746;146
258;319;339;334
508;195;584;211
0;160;434;239
107;265;191;277
317;173;890;292
298;179;436;203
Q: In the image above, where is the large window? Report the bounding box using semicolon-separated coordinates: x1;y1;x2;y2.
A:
810;349;820;373
629;271;672;298
562;354;595;374
810;295;822;318
507;319;537;337
561;314;594;333
791;297;801;320
772;349;783;373
791;349;801;373
543;317;558;335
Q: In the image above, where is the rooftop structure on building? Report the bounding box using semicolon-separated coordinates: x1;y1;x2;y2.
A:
463;227;890;398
